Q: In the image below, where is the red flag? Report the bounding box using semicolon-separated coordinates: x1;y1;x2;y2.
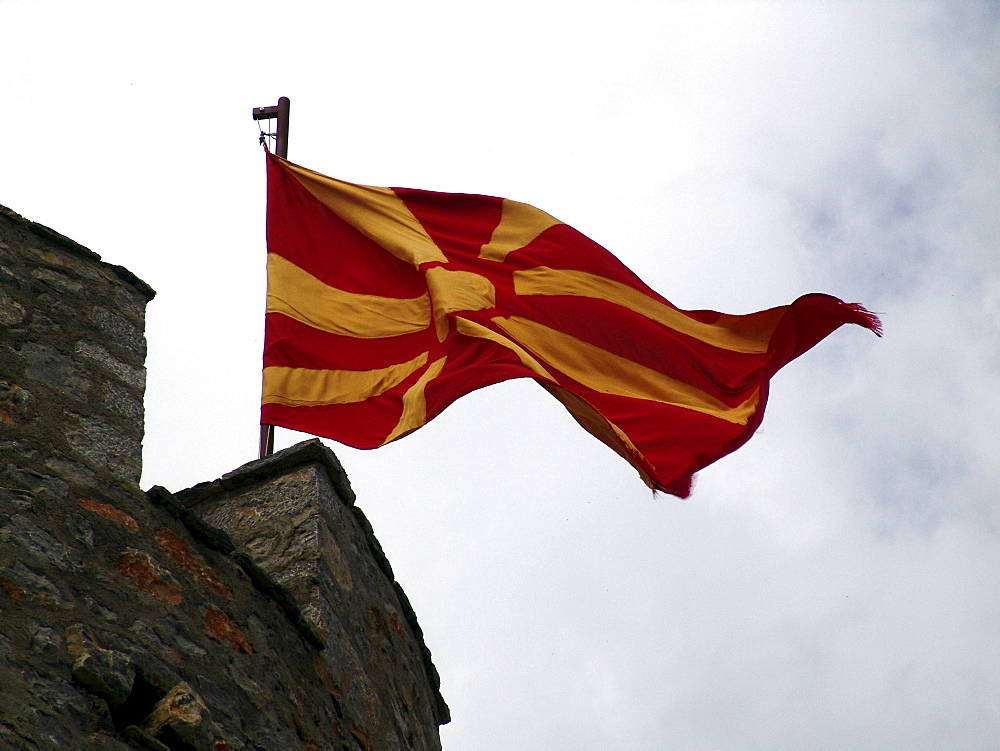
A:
262;152;881;497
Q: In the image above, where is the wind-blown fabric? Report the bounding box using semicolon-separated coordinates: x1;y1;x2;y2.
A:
262;152;881;497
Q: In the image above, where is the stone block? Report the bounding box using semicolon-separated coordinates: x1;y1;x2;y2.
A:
65;412;142;483
195;464;327;633
203;606;253;654
155;528;229;598
103;380;144;425
35;292;80;325
29;241;103;282
0;513;83;570
24;665;92;720
0;559;72;609
117;549;182;605
0;381;36;424
91;307;146;361
143;682;214;748
20;342;92;396
5;465;70;498
0;286;26;325
32;266;87;295
73;648;136;706
29;623;61;654
0;437;36;459
75;340;145;391
69;513;96;547
46;456;99;488
79;498;140;532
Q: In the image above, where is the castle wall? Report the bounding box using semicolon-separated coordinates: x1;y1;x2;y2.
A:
0;205;445;750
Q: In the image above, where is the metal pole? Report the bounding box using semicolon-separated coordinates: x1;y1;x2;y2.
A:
252;97;291;158
258;423;275;459
253;97;290;458
274;96;290;159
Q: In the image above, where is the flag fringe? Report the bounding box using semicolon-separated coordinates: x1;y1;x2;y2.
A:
842;302;883;337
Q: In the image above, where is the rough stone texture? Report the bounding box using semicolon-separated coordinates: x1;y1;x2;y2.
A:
179;441;450;745
0;204;151;497
1;203;446;750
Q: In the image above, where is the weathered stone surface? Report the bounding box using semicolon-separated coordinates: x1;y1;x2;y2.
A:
0;381;37;424
0;559;72;609
0;203;444;750
82;593;121;623
66;412;142;483
27;308;57;338
75;340;145;390
118;548;182;605
67;625;137;706
29;238;104;281
67;513;96;547
87;732;136;750
79;497;140;532
24;665;92;719
0;285;27;325
20;341;92;395
123;724;171;751
143;681;209;738
189;441;449;740
1;513;83;570
196;466;325;611
0;437;36;458
91;307;146;361
6;465;70;498
203;605;253;654
156;528;229;598
33;265;88;295
46;455;99;487
73;649;136;706
29;622;61;654
112;284;148;324
102;379;144;424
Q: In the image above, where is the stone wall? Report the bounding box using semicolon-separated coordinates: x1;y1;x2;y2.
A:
0;205;446;750
0;205;153;492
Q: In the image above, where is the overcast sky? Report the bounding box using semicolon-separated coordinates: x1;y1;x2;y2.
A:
3;1;999;748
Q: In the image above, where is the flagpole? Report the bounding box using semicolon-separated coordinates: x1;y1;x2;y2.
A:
253;96;290;458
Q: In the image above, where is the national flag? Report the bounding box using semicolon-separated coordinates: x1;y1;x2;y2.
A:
262;152;881;497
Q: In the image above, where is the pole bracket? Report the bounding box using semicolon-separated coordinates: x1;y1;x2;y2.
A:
252;96;290;159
